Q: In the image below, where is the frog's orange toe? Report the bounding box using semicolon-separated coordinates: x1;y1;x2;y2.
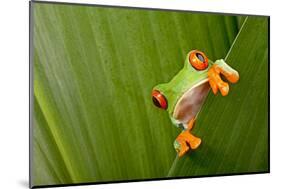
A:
178;144;190;157
217;81;229;96
229;72;240;83
187;135;202;150
209;79;218;95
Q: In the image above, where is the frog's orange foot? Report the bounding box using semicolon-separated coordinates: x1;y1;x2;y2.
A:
208;64;239;96
174;131;202;157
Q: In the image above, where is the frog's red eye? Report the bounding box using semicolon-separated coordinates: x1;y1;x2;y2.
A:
189;50;208;70
152;90;168;110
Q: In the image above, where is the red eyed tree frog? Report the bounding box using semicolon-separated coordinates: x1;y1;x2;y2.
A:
151;50;239;157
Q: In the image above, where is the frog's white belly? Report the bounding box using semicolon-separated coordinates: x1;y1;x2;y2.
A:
173;79;210;125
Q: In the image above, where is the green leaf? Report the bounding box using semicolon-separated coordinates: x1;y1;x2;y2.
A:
31;2;258;187
168;17;269;177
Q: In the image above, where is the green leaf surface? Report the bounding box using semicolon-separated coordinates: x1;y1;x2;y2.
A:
31;2;267;187
168;17;269;177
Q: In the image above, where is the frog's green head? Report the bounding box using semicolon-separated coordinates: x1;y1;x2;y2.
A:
151;50;212;127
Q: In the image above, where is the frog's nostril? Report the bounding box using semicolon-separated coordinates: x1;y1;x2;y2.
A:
152;90;168;110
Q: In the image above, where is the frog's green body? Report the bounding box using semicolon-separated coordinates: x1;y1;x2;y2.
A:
152;50;239;157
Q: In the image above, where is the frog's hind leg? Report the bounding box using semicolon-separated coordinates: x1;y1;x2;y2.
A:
175;118;201;157
183;118;201;149
175;131;201;157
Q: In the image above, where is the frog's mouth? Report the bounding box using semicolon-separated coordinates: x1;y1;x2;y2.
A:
173;79;210;127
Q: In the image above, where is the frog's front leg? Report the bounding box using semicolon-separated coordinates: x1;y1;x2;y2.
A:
208;59;239;96
174;118;201;157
